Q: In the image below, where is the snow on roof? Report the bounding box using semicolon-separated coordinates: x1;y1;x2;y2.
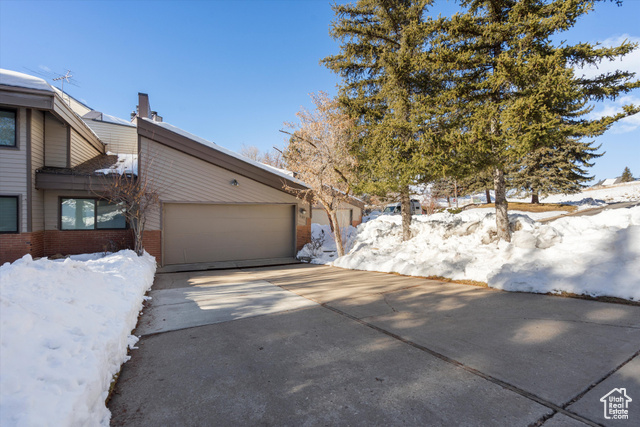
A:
142;118;308;187
0;69;54;92
601;178;618;186
102;113;135;127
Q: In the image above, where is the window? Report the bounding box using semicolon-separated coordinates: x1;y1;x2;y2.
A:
61;198;126;230
0;109;17;147
0;196;19;233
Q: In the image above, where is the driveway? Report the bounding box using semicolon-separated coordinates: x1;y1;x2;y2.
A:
109;264;640;426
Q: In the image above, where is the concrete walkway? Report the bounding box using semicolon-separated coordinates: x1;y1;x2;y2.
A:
109;264;640;426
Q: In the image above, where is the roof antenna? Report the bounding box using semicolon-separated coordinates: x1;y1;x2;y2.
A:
53;70;73;105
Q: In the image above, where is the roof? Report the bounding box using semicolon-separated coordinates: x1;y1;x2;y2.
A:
0;69;54;93
140;118;308;190
83;110;136;128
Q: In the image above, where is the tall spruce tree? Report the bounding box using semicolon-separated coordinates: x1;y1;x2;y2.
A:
508;139;603;203
621;166;634;182
431;0;639;241
322;0;438;241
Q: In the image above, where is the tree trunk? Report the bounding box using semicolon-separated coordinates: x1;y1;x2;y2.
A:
454;180;458;208
493;167;510;242
329;209;345;257
531;190;539;204
485;188;492;204
400;187;412;241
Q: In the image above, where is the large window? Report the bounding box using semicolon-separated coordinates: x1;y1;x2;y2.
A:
61;198;126;230
0;109;17;147
0;196;19;233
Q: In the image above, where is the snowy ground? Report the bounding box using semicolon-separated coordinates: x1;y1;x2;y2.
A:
0;250;156;426
300;184;640;301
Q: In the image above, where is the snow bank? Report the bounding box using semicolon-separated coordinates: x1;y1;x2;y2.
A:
325;207;640;301
0;250;156;426
298;224;358;264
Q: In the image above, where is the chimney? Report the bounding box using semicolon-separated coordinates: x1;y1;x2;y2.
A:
138;93;150;119
151;111;163;122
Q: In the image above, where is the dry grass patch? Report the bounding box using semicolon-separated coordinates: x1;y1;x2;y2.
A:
466;202;577;213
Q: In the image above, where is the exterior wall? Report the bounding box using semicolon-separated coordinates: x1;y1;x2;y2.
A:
44;112;68;168
31;110;45;232
140;136;310;230
142;230;161;261
296;217;311;252
312;202;362;228
43;229;133;257
0;107;28;232
0;231;44;264
84;120;137;154
70;128;101;167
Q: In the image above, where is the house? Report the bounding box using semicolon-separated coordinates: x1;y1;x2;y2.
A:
312;197;364;229
0;69;312;265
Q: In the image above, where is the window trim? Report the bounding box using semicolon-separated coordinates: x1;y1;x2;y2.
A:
0;195;20;234
0;107;19;150
59;197;128;231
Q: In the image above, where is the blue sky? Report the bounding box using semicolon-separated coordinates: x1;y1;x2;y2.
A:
1;0;638;182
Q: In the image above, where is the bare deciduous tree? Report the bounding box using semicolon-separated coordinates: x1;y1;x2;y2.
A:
95;155;161;256
240;144;286;169
282;92;357;257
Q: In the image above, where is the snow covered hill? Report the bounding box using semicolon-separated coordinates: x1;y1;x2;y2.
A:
301;182;640;301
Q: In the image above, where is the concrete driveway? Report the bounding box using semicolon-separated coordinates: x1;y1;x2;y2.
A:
109;264;640;426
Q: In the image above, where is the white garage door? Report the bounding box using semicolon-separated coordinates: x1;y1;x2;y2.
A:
163;203;295;265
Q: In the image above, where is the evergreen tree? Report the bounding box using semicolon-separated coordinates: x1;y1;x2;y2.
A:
620;166;634;182
322;0;439;241
430;0;639;241
509;139;603;203
458;168;494;203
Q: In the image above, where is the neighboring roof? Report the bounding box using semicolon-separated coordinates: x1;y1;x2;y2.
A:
83;110;136;128
140;118;308;190
38;154;119;176
0;69;54;93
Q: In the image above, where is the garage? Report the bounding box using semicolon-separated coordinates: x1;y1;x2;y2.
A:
163;203;296;265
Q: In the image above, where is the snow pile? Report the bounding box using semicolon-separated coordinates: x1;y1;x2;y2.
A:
0;250;156;426
524;181;640;207
95;152;138;175
320;207;640;301
298;224;358;264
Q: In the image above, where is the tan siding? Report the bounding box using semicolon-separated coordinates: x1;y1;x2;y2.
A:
140;137;306;230
83;120;137;154
44;113;68;167
70;129;101;167
31;110;45;231
0;108;28;232
312;208;353;228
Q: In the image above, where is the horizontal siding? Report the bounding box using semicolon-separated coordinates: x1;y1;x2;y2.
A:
70;128;101;167
140;137;305;230
83;120;137;154
44;112;67;168
31;110;45;231
0;107;28;232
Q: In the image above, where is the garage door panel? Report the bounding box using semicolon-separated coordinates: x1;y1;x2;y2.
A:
164;204;294;265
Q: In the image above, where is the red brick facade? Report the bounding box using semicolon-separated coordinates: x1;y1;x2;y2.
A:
141;230;161;262
0;231;44;264
0;229;164;265
352;219;362;227
296;218;312;252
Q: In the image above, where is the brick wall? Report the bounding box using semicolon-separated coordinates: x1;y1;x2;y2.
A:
296;218;311;252
43;229;134;258
352;219;362;227
141;230;161;262
0;231;44;264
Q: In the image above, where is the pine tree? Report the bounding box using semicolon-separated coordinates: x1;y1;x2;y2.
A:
430;0;639;241
458;168;494;203
620;166;634;182
322;0;439;241
509;139;603;203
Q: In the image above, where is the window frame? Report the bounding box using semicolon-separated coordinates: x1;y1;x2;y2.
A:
0;195;20;234
0;107;18;149
59;197;128;231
